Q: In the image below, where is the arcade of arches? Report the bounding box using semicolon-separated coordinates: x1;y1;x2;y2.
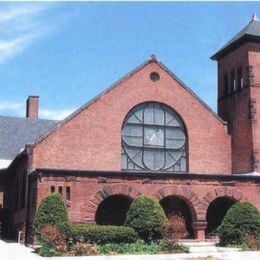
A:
90;184;247;240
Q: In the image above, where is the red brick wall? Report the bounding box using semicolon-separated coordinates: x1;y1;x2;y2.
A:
217;44;252;173
248;46;260;172
218;88;252;173
32;61;231;174
248;43;260;86
217;44;250;102
250;87;260;172
217;43;260;173
36;174;260;225
11;157;28;227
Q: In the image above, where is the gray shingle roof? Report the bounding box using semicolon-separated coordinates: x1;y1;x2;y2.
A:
211;17;260;60
0;115;58;160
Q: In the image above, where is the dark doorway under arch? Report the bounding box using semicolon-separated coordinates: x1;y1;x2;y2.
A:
95;195;132;225
206;197;236;235
160;196;194;238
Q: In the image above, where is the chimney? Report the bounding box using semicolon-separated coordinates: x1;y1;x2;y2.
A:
26;96;39;119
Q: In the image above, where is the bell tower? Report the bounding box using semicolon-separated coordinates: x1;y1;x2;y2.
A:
211;14;260;174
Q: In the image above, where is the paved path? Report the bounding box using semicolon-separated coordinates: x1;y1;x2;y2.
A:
0;240;259;260
0;239;41;259
51;251;260;260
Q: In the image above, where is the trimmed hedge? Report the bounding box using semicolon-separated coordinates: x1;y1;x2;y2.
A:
125;195;167;241
33;192;69;232
219;202;260;245
67;224;138;244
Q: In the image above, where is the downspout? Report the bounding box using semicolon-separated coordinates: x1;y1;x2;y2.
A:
24;144;33;245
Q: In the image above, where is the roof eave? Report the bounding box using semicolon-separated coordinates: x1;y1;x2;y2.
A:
31;56;227;147
35;167;260;182
211;34;260;61
31;57;157;147
0;148;27;171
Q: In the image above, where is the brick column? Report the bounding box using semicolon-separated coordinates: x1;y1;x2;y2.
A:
193;220;207;241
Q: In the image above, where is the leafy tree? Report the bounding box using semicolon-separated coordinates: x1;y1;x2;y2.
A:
125;195;167;241
219;202;260;245
33;192;69;232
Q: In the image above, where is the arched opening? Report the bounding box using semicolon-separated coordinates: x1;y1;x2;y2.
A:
206;197;236;235
160;196;194;238
95;195;132;225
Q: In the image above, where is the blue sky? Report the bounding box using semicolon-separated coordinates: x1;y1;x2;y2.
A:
0;1;259;120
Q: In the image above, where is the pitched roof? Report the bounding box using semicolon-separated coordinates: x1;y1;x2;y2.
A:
0;115;58;162
33;56;226;147
211;16;260;60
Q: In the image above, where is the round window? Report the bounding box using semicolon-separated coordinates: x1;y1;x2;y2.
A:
121;102;187;171
150;72;160;82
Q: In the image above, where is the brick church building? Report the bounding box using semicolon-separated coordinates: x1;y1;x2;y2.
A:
0;16;260;242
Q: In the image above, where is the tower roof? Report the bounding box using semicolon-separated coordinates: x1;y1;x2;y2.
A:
211;14;260;60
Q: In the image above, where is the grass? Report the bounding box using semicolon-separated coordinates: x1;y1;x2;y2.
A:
97;240;189;255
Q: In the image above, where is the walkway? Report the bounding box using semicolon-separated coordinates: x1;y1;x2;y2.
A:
0;239;41;260
0;239;259;260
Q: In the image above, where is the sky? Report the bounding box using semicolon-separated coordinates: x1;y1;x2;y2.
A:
0;1;260;120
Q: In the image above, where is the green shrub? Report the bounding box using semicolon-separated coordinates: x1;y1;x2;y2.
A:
68;242;97;256
67;224;138;244
157;240;189;253
219;202;260;246
97;241;158;255
33;192;69;232
97;240;189;255
39;244;59;257
125;195;167;241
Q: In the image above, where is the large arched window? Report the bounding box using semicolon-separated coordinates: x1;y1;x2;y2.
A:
121;102;187;172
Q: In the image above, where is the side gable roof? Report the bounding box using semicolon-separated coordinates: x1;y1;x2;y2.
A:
33;56;226;147
0;115;58;168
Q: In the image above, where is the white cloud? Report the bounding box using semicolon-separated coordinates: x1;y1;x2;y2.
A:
0;100;75;120
39;108;75;120
0;3;55;64
0;101;25;117
0;35;35;63
0;101;24;112
0;4;45;23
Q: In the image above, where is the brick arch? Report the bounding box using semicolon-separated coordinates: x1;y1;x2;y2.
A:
85;184;141;223
199;187;244;220
153;185;200;222
120;101;188;131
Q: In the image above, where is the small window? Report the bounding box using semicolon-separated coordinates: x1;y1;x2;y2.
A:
230;70;236;93
237;66;243;89
51;186;55;193
150;72;160;82
66;187;71;201
58;186;63;194
224;73;228;96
